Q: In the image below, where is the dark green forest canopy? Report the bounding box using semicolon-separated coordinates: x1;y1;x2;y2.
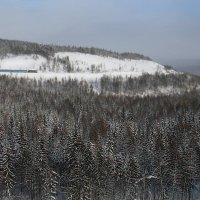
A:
0;74;200;199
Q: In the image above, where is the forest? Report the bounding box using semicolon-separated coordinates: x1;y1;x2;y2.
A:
0;74;200;199
0;38;151;61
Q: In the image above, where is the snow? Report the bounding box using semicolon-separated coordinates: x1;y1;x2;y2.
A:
55;52;170;74
0;54;46;70
135;87;176;98
0;72;143;82
0;52;177;82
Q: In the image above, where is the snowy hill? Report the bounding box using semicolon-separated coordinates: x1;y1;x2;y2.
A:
0;52;176;81
0;38;187;96
0;49;199;98
0;54;47;70
55;52;170;74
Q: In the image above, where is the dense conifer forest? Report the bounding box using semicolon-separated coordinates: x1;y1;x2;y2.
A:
0;74;200;199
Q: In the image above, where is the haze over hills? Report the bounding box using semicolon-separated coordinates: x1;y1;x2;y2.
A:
0;38;173;71
175;64;200;75
1;38;199;75
0;38;199;97
0;38;152;60
0;38;176;78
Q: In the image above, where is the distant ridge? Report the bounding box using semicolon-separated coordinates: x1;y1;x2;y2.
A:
0;38;54;58
0;38;151;61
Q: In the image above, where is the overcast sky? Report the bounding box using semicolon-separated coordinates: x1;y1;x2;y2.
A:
0;0;199;73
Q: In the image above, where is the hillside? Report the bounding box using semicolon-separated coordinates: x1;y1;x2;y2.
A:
0;52;174;79
0;38;151;60
1;39;200;199
0;38;200;97
0;39;176;79
0;75;200;199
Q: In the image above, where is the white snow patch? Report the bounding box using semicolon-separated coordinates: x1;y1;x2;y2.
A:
0;52;177;82
0;54;46;70
55;52;171;75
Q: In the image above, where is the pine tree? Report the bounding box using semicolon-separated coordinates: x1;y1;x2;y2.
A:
0;135;16;197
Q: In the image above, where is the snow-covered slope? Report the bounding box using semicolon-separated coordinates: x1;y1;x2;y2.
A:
0;52;176;81
55;52;166;74
0;54;47;70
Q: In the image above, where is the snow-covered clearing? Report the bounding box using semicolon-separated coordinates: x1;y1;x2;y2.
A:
55;52;174;74
0;52;184;96
0;54;46;70
0;52;176;82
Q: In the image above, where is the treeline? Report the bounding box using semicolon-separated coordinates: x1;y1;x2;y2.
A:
0;39;54;58
99;73;200;95
0;38;151;60
0;75;200;199
53;45;152;60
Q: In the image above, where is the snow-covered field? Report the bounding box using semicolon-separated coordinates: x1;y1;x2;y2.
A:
0;54;47;70
0;52;176;81
55;52;168;74
1;52;199;97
